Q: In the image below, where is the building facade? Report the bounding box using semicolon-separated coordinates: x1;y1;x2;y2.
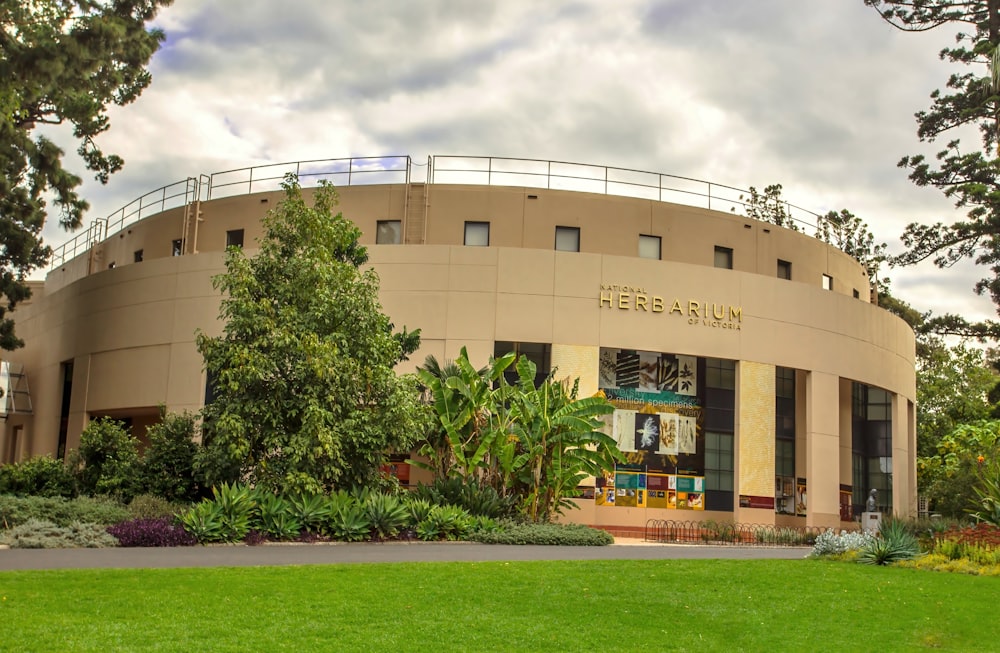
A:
0;156;917;530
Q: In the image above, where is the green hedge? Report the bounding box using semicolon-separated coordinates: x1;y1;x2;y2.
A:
470;522;613;546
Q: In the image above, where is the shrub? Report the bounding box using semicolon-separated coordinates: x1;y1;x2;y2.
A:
0;455;76;497
471;522;613;546
810;529;874;557
138;411;200;503
76;417;140;500
107;517;196;547
413;477;518;519
858;518;921;565
416;504;472;541
1;519;118;548
0;495;129;529
127;494;185;520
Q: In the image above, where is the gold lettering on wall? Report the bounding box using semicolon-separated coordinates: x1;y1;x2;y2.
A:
597;284;743;331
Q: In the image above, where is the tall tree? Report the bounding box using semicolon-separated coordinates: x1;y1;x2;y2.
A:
737;182;888;292
0;0;171;349
867;1;1000;325
196;177;425;495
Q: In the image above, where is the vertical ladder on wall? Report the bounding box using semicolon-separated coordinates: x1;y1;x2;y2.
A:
0;361;32;418
404;183;427;244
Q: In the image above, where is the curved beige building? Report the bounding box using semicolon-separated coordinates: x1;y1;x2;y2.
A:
0;156;916;529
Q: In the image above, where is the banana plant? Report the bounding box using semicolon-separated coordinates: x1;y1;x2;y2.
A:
507;355;620;522
414;347;515;485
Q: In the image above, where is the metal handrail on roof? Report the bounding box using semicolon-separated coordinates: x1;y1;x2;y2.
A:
206;155;412;200
49;154;838;270
430;155;825;233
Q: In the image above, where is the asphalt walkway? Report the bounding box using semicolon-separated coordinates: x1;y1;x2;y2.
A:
0;540;810;571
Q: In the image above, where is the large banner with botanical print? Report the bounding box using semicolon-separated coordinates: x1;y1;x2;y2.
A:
595;348;705;510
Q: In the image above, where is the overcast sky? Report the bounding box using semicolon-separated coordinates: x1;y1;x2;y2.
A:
36;0;998;322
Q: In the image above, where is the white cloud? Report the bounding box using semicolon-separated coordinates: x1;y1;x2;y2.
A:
32;0;1000;322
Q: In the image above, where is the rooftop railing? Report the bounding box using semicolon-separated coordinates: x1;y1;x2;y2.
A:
206;155;412;200
430;155;825;232
49;154;831;270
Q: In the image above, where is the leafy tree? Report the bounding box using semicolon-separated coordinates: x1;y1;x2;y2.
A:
920;420;1000;517
815;209;890;295
74;417;140;499
735;183;888;292
735;184;800;231
866;1;1000;322
196;176;425;495
138;410;200;502
0;0;171;350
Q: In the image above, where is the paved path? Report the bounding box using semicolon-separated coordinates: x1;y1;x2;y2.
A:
0;541;810;571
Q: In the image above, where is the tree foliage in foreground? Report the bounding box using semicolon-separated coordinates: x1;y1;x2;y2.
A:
0;0;171;349
866;1;1000;326
196;177;424;495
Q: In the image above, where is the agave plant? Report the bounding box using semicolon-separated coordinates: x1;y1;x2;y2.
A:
858;519;921;565
178;501;226;543
255;492;302;540
329;502;371;542
288;492;332;534
209;482;255;542
365;493;409;540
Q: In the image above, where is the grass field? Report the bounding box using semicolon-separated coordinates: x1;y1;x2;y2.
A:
1;558;996;652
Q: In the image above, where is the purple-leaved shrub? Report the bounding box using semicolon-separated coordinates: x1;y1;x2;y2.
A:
106;517;197;547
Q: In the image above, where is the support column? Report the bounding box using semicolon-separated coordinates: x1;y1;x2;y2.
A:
892;395;916;518
806;371;841;529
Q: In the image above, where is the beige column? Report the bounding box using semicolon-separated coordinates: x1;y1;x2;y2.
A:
892;395;916;518
735;361;776;525
806;371;841;528
838;378;854;523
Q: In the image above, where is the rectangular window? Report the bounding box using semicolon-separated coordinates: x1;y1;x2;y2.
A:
705;358;736;390
226;229;245;249
494;341;551;387
171;239;182;257
638;234;661;260
704;431;734;492
375;220;401;245
853;289;860;299
714;246;733;269
464;221;490;247
822;274;833;290
555;226;580;252
133;250;144;263
777;259;791;280
776;439;795;477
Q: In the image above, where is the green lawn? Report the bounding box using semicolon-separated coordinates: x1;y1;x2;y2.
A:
0;559;995;652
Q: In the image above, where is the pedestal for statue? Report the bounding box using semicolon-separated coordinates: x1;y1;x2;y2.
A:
862;511;882;535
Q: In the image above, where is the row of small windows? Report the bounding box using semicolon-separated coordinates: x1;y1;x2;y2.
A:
372;219;860;292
